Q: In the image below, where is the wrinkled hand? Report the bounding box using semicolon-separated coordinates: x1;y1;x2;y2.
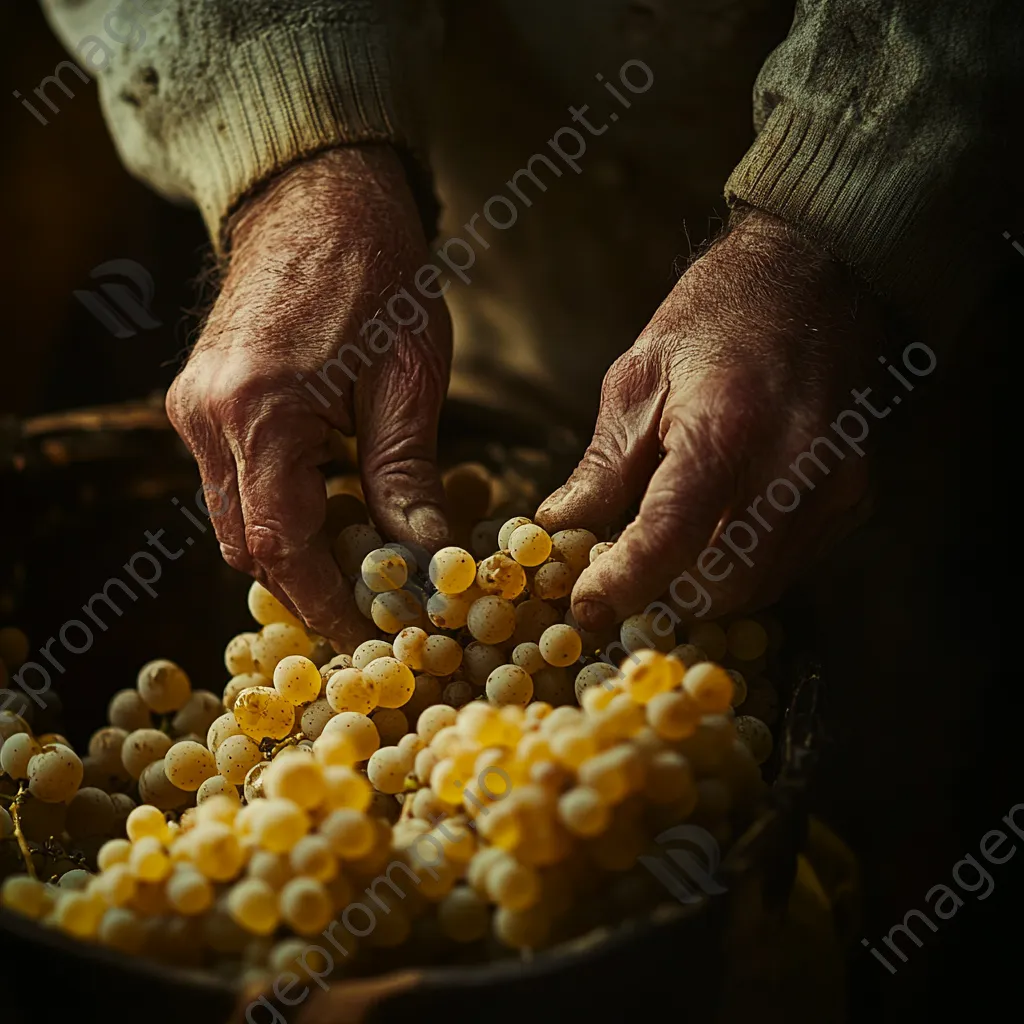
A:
167;146;451;647
538;207;882;631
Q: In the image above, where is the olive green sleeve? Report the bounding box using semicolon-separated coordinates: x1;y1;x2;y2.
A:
726;0;1023;336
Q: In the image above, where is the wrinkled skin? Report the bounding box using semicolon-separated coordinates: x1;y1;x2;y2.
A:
169;145;880;644
537;206;881;631
166;146;451;649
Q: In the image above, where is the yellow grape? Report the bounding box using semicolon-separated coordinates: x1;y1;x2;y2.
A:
251;624;313;675
247;580;301;627
232;686;295;741
366;745;414;794
682;663;734;714
647;690;700;740
485;665;533;706
371;590;425;633
333;524;383;576
130;836;171;882
121;729;172;780
215;734;264;784
531;561;575;601
325;668;377;715
352;639;394;670
392;626;428;670
475;553;527;600
538;624;582;667
426;591;474;630
27;744;83;802
321;765;371;811
438;887;490;942
197;775;241;806
164;740;217;792
421;635;463;677
507;524;551;567
363;657;415;709
461;642;506;685
557;786;609;837
428;546;477;595
467;596;516;644
224;632;258;675
136;659;192;713
273;655;321;706
318;712;380;763
549;529;597;573
167;867;214;914
227;878;280;936
360;547;409;593
320;808;375;859
289;835;338;882
299;699;336;740
264;756;326;809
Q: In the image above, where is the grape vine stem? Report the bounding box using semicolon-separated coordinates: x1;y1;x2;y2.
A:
267;733;305;758
10;785;36;879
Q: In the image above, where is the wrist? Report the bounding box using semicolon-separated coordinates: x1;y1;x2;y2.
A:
227;144;424;263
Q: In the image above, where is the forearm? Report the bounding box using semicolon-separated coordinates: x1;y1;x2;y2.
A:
40;0;441;249
726;0;1024;340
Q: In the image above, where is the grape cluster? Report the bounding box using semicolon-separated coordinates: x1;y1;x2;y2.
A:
0;462;780;984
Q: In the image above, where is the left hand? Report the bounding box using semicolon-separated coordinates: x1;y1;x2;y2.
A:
536;206;884;631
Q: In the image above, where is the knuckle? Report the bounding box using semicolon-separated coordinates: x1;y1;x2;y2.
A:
246;522;294;566
600;346;660;407
368;455;438;505
217;539;252;572
665;407;741;488
579;437;623;480
165;372;201;442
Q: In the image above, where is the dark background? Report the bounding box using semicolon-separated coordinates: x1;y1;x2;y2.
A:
1;2;1020;1022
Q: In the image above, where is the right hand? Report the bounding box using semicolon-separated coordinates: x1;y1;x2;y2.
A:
166;146;452;649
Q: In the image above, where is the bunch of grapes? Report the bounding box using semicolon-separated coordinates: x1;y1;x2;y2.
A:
0;462;780;984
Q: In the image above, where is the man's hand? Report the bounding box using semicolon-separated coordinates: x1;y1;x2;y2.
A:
167;146;451;648
537;208;882;631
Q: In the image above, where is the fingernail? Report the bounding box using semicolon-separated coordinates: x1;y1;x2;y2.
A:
574;598;616;632
407;504;448;549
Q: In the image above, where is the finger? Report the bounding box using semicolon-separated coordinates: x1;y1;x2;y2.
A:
191;452;253;574
166;377;255;576
535;348;664;534
664;453;870;621
190;442;304;618
570;409;745;630
679;502;799;620
234;405;373;648
356;337;450;553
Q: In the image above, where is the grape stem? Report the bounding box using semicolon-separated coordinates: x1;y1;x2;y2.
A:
266;733;305;758
10;785;37;879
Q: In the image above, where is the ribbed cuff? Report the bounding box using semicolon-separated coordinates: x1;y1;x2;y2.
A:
725;103;985;340
166;14;436;251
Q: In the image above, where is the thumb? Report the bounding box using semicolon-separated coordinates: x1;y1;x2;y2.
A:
355;328;451;553
536;348;665;534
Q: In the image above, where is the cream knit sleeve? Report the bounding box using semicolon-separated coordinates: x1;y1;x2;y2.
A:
40;0;441;249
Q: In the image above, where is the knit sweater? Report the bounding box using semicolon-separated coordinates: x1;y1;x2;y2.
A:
40;0;1023;336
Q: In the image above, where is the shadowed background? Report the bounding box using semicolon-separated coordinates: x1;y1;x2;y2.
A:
1;2;1019;1021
